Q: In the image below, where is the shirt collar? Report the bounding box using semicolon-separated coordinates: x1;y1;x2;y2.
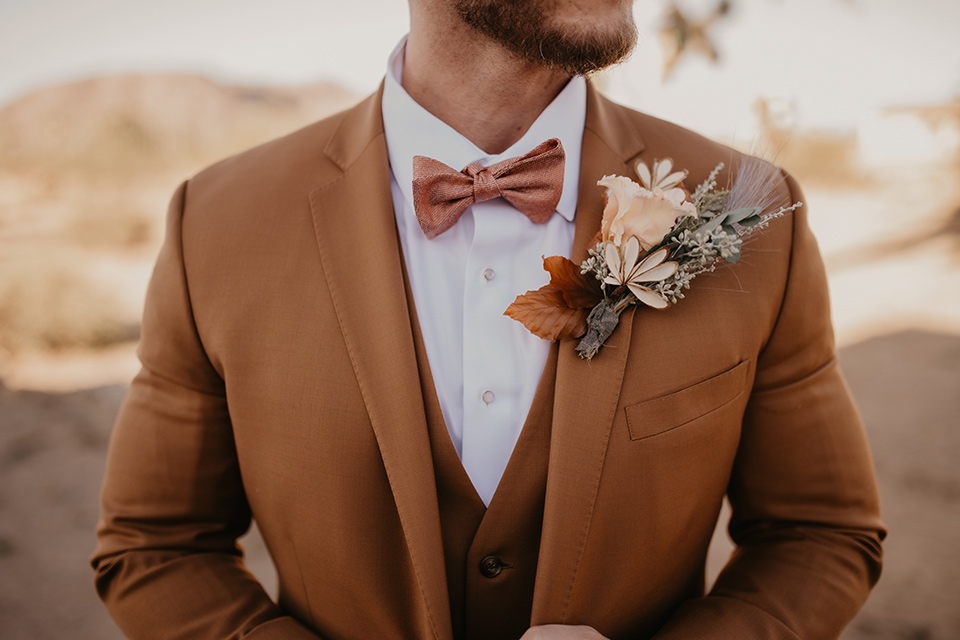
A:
382;36;585;223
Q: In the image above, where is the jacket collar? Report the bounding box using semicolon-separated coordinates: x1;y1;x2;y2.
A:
310;83;452;640
310;81;648;637
532;83;647;623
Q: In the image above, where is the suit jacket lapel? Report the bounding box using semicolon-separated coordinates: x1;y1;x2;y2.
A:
308;88;452;640
533;84;647;623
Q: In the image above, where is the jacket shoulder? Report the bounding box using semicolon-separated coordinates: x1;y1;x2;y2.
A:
597;94;796;226
603;96;750;180
185;90;382;204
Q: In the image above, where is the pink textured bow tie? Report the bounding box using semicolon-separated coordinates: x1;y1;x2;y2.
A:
411;138;565;239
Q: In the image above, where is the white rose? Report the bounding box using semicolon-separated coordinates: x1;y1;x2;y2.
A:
598;175;696;251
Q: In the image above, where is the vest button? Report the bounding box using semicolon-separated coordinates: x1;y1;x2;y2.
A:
479;555;503;578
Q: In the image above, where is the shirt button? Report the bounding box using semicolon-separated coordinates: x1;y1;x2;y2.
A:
479;555;503;578
482;390;495;404
483;268;496;281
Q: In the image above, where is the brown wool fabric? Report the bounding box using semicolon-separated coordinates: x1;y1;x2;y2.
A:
403;261;556;640
91;84;885;640
411;138;565;239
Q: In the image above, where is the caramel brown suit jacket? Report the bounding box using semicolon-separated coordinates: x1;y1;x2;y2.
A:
93;84;884;640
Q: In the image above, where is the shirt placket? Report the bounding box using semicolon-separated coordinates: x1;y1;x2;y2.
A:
460;201;525;505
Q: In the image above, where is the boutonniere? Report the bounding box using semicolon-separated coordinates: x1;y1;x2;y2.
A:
504;157;801;360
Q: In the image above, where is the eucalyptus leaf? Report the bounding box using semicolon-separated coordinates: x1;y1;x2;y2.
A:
724;207;762;224
739;214;763;227
698;214;726;235
696;191;728;217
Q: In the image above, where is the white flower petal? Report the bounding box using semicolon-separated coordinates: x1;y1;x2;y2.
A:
661;188;687;206
636;261;678;282
635;161;652;189
628;284;670;309
598;174;642;196
623;236;641;275
653;159;671;185
635;246;670;273
660;169;688;189
604;242;622;279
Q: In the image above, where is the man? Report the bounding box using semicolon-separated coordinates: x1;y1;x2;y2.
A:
92;0;884;638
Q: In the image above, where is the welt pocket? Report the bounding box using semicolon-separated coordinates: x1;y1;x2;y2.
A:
624;360;750;441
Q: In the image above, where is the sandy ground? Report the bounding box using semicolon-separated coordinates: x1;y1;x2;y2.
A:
1;171;958;638
3;329;958;639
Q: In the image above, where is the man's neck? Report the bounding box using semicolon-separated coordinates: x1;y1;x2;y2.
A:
402;19;572;155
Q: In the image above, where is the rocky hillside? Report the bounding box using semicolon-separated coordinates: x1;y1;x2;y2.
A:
0;73;358;173
0;73;358;361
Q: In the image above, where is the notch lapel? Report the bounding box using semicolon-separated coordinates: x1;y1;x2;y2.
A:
532;85;647;623
308;89;452;640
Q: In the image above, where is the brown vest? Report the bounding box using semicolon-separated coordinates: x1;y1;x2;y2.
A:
405;278;557;640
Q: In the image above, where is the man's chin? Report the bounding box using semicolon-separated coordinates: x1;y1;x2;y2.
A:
533;28;637;76
456;0;638;76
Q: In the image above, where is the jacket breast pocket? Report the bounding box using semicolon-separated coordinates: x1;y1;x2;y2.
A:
624;360;750;441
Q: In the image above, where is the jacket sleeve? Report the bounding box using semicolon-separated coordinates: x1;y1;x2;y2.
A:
652;172;885;640
91;182;322;640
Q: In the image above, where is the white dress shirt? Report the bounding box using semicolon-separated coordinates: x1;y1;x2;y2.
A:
382;38;586;506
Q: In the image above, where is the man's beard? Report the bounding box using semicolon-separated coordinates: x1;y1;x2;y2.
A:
455;0;638;76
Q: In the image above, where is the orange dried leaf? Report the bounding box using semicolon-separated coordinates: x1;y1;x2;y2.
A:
543;255;603;309
504;285;590;341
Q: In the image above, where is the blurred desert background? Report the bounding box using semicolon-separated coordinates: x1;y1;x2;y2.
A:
0;0;958;638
